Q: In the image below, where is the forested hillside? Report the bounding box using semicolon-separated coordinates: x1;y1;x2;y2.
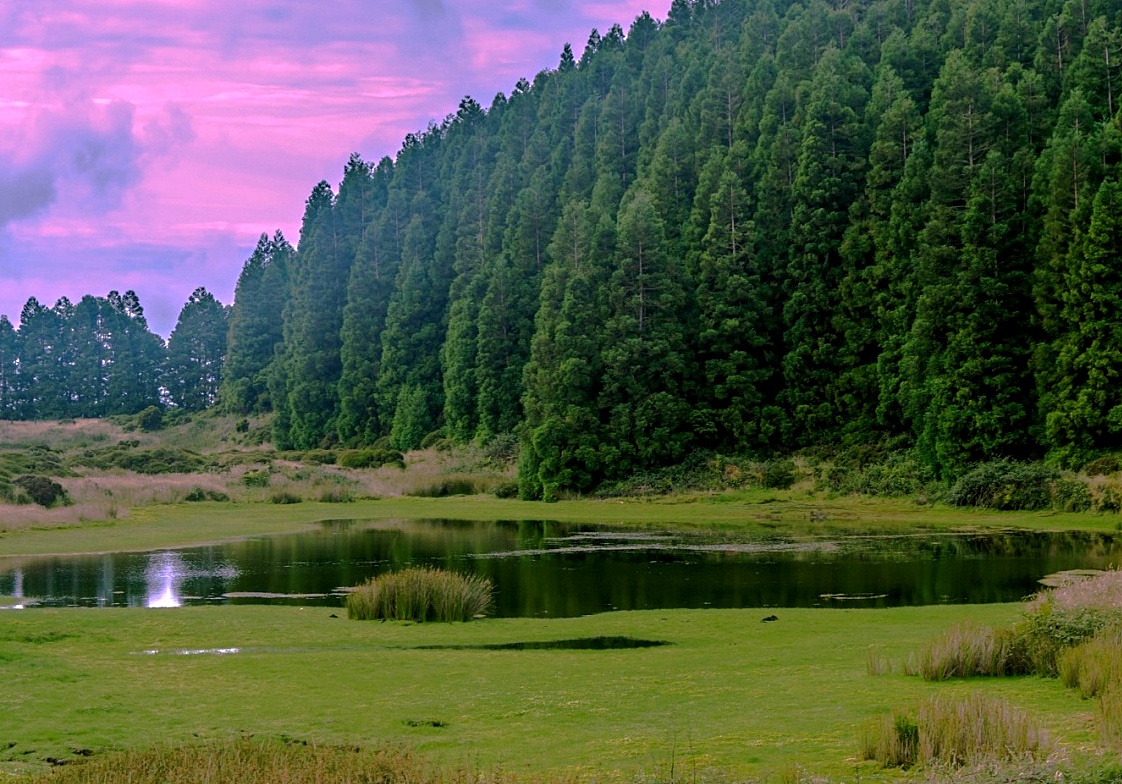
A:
226;0;1122;498
8;0;1122;501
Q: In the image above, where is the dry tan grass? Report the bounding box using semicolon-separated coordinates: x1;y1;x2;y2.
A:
862;693;1051;769
906;622;1010;680
0;418;130;450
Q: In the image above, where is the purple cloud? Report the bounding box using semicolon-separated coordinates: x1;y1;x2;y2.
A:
0;1;665;336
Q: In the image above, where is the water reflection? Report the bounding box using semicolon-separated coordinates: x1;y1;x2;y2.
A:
1;520;1119;617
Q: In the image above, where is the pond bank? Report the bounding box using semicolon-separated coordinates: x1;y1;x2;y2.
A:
2;494;1121;558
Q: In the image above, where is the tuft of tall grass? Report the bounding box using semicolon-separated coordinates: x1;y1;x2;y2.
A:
1058;626;1122;698
346;567;493;622
22;737;507;784
862;693;1051;769
908;622;1010;680
1100;684;1122;749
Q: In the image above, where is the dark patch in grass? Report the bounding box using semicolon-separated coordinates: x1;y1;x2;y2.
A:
2;631;77;645
412;636;670;651
403;719;448;728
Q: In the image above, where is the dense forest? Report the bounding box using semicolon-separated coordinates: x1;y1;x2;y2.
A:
5;0;1122;499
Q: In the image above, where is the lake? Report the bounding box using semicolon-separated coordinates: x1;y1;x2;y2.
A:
1;519;1118;616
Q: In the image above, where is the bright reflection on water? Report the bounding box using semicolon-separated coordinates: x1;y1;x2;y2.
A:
146;552;185;608
1;519;1120;616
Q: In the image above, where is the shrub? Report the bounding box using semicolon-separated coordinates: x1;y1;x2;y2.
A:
492;480;519;499
269;491;302;504
346;567;492;622
337;448;405;469
184;487;230;502
242;470;270;488
136;405;164;432
1084;455;1122;476
301;449;336;465
13;475;69;507
862;693;1051;769
408;479;480;497
73;445;208;475
418;429;446;449
762;459;797;489
1053;476;1093;512
947;460;1059;510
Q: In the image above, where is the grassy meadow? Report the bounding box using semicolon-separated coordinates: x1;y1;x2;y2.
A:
0;602;1101;782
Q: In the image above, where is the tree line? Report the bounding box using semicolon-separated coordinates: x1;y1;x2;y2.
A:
9;0;1122;500
0;288;229;418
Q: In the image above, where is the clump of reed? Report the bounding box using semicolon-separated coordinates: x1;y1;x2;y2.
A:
346;567;493;622
23;737;511;784
861;693;1051;769
906;622;1011;680
1058;626;1122;698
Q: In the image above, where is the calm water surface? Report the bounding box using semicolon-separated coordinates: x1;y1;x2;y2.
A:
1;519;1119;616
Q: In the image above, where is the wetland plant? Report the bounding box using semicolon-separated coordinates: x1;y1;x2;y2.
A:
22;738;476;784
861;693;1051;769
346;567;493;622
907;622;1011;680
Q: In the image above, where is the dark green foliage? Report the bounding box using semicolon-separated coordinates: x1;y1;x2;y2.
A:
946;460;1059;510
220;232;293;414
336;448;404;469
241;470;270;488
269;491;303;504
408;479;481;497
72;445;209;475
136;406;164;433
300;449;336;465
13;475;69;507
492;480;520;498
166;288;228;412
762;459;797;490
184;487;230;502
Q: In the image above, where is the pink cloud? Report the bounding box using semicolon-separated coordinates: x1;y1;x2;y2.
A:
0;1;670;335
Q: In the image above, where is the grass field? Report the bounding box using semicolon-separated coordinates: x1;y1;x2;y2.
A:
0;602;1098;781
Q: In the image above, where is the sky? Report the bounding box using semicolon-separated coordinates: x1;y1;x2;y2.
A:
0;0;666;337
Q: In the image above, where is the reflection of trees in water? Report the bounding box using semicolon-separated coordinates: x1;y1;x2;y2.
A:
7;525;1121;613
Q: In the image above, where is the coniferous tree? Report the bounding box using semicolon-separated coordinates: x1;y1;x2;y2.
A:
166;288;228;412
1045;179;1122;462
220;232;293;414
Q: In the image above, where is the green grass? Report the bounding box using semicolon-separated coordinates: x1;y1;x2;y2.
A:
0;603;1093;780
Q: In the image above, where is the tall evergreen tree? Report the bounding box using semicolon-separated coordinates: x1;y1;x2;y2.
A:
166;288;228;412
220;232;293;414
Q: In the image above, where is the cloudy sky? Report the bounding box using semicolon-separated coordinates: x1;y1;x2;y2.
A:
0;1;665;336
